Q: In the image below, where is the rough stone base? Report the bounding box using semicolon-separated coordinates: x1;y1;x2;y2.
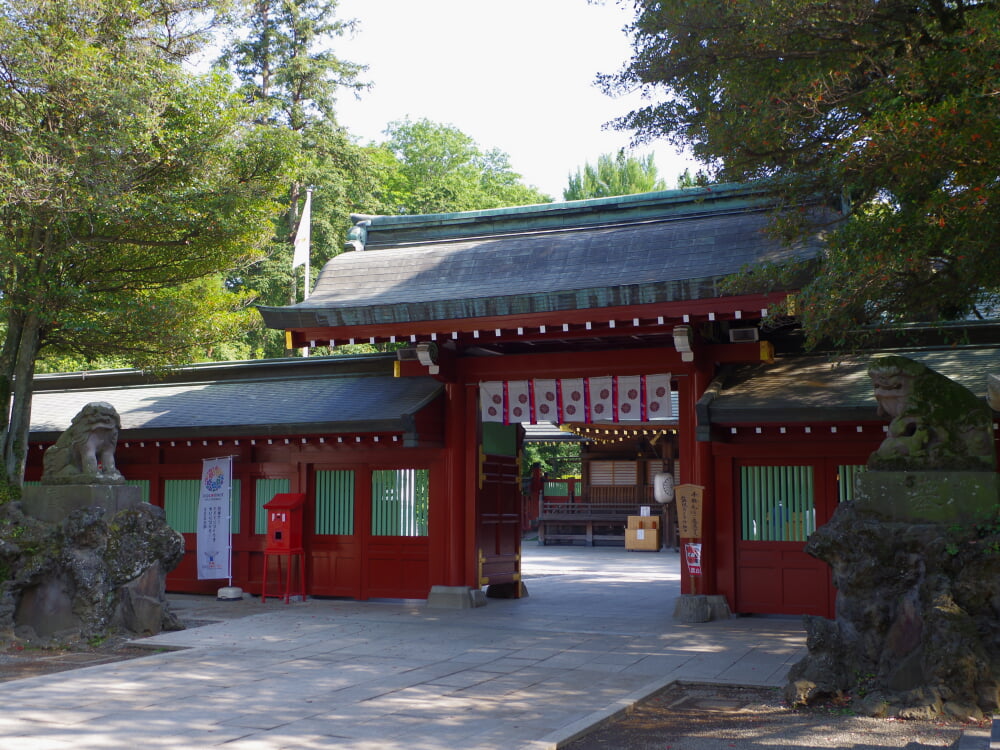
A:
426;585;487;609
13;575;81;640
786;499;1000;720
21;484;142;523
117;562;180;635
855;471;999;523
705;594;732;620
1;498;184;646
673;594;711;622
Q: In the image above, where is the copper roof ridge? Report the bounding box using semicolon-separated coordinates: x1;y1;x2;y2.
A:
363;204;780;251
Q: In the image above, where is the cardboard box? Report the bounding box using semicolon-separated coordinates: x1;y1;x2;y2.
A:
627;515;660;531
626;527;661;551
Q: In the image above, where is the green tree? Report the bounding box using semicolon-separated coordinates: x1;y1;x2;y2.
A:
219;0;379;357
220;0;366;130
563;151;667;201
604;0;1000;347
371;118;551;214
0;0;294;490
522;442;581;479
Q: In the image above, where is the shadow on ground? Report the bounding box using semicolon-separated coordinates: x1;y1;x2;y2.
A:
563;683;984;750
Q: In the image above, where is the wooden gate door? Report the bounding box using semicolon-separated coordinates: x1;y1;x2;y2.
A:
303;465;433;600
733;460;837;616
477;454;524;595
307;467;362;598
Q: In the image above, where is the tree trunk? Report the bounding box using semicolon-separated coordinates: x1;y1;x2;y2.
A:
0;309;23;449
3;312;41;488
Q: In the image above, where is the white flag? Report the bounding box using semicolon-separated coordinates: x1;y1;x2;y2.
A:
292;191;311;268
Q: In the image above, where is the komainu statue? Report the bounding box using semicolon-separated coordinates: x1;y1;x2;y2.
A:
867;355;995;471
42;402;125;485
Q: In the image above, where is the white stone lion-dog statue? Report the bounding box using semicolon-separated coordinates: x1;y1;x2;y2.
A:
42;402;126;485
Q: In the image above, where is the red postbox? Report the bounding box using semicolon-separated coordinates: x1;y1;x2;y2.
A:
264;493;305;553
262;493;306;603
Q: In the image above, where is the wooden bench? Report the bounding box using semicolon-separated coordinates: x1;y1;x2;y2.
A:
537;500;649;546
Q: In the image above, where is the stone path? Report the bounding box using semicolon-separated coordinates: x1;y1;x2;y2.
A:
0;546;806;749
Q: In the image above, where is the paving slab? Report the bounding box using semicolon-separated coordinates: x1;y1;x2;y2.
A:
0;545;807;749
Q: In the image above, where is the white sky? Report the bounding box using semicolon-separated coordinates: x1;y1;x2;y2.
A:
332;0;701;199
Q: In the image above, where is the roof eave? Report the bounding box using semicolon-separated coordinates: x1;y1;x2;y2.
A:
29;418;416;444
259;276;774;332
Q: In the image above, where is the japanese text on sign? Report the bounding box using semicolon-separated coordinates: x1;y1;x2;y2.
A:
676;483;704;539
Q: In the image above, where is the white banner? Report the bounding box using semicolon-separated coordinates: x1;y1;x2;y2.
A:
534;379;559;422
480;381;504;423
197;457;232;580
560;378;586;422
646;374;673;419
479;374;672;424
618;375;643;420
506;380;532;423
588;377;614;422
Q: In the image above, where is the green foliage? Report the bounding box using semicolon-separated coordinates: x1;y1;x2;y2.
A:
218;8;550;360
606;0;1000;348
0;0;295;484
676;168;712;189
218;0;384;358
563;151;667;201
945;515;1000;557
371;118;552;214
522;442;581;479
0;481;20;506
218;0;367;130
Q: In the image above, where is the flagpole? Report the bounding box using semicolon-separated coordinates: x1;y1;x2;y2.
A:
227;455;234;589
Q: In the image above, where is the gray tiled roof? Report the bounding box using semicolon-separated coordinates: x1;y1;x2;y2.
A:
29;360;443;440
260;187;832;330
707;347;1000;424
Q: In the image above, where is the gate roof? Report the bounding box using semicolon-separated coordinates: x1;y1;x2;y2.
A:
259;184;835;339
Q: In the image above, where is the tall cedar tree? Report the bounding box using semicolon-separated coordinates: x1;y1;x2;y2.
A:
219;0;380;357
0;0;294;491
603;0;1000;347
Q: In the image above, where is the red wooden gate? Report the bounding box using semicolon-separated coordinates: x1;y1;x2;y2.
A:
477;454;523;595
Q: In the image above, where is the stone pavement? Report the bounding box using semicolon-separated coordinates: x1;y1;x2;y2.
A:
0;545;807;749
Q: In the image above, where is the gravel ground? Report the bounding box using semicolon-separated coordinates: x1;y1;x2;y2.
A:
563;683;988;749
0;635;168;682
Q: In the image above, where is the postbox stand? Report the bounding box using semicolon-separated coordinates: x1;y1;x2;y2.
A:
262;550;305;604
262;493;306;604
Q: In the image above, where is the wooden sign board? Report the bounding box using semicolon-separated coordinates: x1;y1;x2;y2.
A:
676;483;704;539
